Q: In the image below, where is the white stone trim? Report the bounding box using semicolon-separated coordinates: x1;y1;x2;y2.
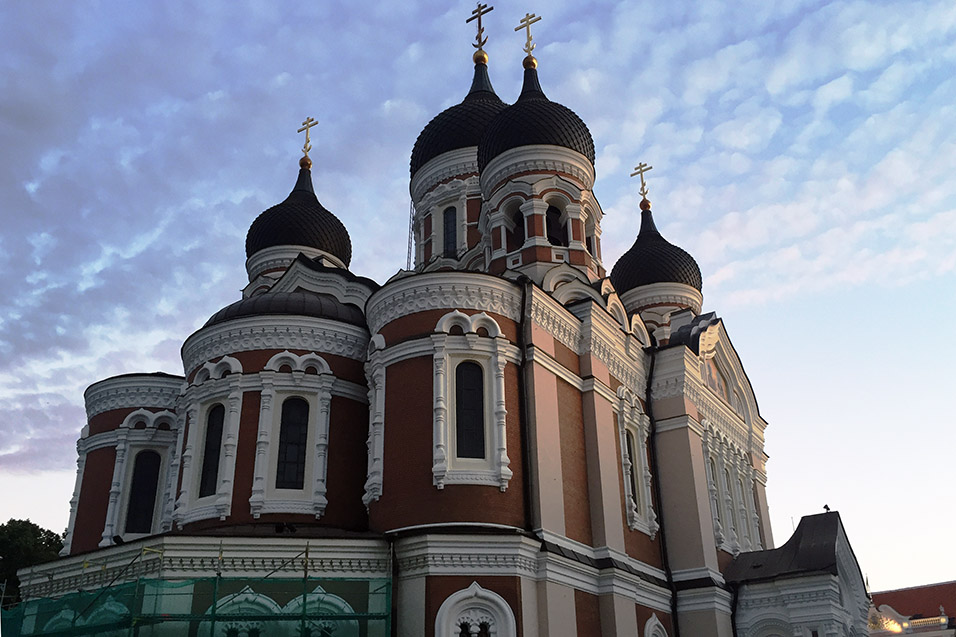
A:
83;374;183;420
182;315;370;374
645;613;669;637
619;282;703;316
365;272;521;335
363;335;386;507
244;244;346;281
248;352;336;519
480;145;595;197
431;311;512;491
435;581;517;637
410;147;477;203
616;387;659;538
675;585;733;614
268;258;375;308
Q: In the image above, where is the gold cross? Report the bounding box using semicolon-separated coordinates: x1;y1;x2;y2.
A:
466;3;494;51
297;117;318;157
630;162;653;198
515;12;542;55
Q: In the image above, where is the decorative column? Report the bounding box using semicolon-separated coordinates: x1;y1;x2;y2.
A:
311;375;335;518
99;434;128;547
431;335;448;489
492;344;512;491
249;375;275;518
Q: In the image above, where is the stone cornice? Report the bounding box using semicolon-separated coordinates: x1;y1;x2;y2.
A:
481;145;594;197
410;147;478;203
366;272;521;336
244;244;346;282
84;375;184;420
181;316;370;375
620;282;703;315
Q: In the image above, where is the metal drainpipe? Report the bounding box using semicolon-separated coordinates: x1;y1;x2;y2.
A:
645;341;681;637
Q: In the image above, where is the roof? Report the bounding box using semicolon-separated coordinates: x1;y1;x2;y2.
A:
477;66;595;171
669;312;720;354
725;511;846;584
204;291;366;328
609;208;702;293
245;167;352;265
410;62;507;176
872;581;956;619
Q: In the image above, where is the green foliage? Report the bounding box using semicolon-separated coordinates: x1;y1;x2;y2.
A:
0;518;63;609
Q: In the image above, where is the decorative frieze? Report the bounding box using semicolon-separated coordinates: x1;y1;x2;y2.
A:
84;375;184;420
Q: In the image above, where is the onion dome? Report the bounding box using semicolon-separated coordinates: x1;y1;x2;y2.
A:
477;58;595;171
410;61;507;176
204;291;365;328
610;200;702;294
245;160;352;266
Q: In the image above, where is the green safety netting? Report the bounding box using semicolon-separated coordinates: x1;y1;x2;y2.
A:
1;576;390;636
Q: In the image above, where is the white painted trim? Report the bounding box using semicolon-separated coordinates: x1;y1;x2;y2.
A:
435;581;517;637
619;282;703;316
481;145;595;197
84;374;183;420
244;244;346;281
410;147;477;203
617;387;659;538
645;613;669;637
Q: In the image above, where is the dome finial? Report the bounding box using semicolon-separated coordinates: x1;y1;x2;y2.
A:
630;162;653;210
297;116;318;169
515;12;542;69
467;3;494;65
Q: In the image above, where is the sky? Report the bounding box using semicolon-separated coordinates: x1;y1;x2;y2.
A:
1;0;954;593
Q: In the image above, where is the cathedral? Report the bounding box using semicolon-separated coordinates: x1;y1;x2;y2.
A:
8;9;871;637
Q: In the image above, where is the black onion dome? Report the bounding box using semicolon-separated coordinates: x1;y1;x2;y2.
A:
245;167;352;265
204;291;365;328
410;63;507;176
478;66;595;171
610;208;703;293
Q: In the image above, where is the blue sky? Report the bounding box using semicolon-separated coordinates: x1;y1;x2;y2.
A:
1;1;954;591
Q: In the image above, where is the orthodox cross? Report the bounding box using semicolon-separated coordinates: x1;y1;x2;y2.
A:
467;3;494;51
630;162;653;198
297;117;318;157
515;12;541;55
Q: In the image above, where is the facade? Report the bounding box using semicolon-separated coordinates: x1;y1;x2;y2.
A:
7;32;870;637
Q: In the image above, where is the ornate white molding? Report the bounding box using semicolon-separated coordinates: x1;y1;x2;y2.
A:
244;244;346;282
84;374;184;420
410;147;478;203
363;335;386;508
617;387;659;538
435;581;517;637
481;145;594;197
182;316;370;374
365;272;521;335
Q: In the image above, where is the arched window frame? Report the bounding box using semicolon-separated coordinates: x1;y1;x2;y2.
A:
644;613;669;637
248;351;335;519
124;449;162;534
274;397;311;490
431;311;518;491
616;388;658;537
198;403;225;499
175;356;244;527
545;204;569;247
99;408;178;545
435;582;517;637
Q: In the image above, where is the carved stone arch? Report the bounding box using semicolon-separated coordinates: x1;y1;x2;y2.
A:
551;280;603;305
368;333;386;353
644;612;669;637
212;355;242;379
121;408;155;429
542;262;590;292
282;584;360;637
630;313;651;347
748;615;791;637
264;350;331;375
435;310;502;338
435;581;517;637
199;586;282;637
605;293;629;331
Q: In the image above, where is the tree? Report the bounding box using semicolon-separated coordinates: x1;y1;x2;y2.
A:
0;519;63;609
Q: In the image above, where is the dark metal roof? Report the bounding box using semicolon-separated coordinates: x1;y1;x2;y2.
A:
291;253;381;291
410;62;507;176
725;512;844;584
245;168;352;265
204;291;366;328
669;312;720;354
477;66;595;171
610;208;702;293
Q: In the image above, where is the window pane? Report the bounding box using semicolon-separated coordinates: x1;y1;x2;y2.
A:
125;450;161;533
443;207;457;258
455;362;485;459
625;431;641;510
276;397;309;489
199;404;224;498
546;206;568;246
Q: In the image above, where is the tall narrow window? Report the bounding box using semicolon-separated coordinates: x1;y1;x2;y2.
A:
443;207;457;258
545;206;568;247
125;450;161;533
276;397;309;489
507;209;525;251
455;361;485;459
199;404;224;498
625;430;642;511
708;458;721;523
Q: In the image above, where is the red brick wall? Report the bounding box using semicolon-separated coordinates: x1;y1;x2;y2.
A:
557;378;592;546
574;590;601;636
71;446;116;554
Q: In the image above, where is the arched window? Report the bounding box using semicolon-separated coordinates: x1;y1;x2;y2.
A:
199;404;225;498
444;206;457;258
545;205;568;247
455;362;485;459
507;209;525;252
276;397;310;489
708;457;721;524
125;450;161;533
625;430;641;511
724;468;738;533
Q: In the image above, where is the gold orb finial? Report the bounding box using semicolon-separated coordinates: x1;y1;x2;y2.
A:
473;49;489;65
523;54;537;69
299;155;312;170
640;197;651;211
